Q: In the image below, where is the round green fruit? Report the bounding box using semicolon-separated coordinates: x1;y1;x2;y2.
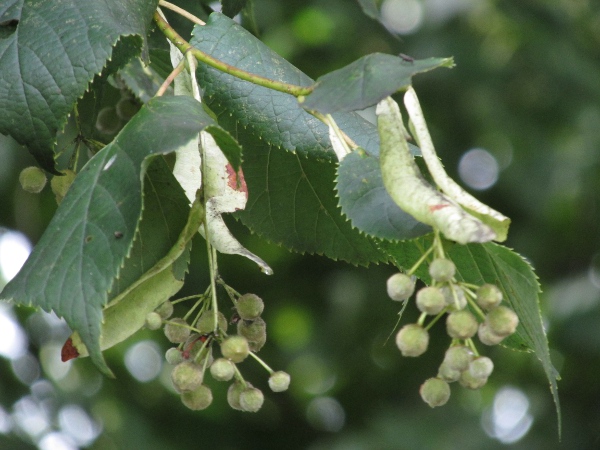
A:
446;310;478;339
420;377;451;407
171;361;203;392
485;306;519;337
155;300;174;319
428;258;456;283
144;312;162;331
227;382;246;410
386;273;415;302
437;362;461;383
220;335;250;363
443;345;472;372
477;322;505;346
237;317;266;342
181;384;213;411
459;369;487;390
239;387;264;412
416;286;446;315
210;358;235;382
395;324;429;357
50;169;76;204
195;310;228;334
164;318;191;343
440;285;467;311
268;371;291;392
248;333;267;353
19;166;47;193
476;284;503;310
469;356;494;379
165;347;183;365
236;294;264;320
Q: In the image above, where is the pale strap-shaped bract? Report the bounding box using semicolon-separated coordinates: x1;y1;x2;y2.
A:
403;86;510;241
326;114;352;162
62;198;205;363
169;42;272;274
377;96;496;245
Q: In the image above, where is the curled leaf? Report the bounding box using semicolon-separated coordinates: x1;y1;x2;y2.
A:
200;132;273;275
403;87;510;241
377;96;495;245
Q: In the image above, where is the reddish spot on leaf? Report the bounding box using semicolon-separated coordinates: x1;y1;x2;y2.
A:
430;203;450;212
61;338;80;362
226;164;248;198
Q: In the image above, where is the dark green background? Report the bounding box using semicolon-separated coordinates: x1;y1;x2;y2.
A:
1;0;599;448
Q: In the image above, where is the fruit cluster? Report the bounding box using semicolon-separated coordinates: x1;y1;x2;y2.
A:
387;254;519;407
145;291;290;412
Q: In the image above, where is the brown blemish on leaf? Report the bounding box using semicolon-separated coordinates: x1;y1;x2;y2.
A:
429;204;450;212
61;337;79;361
226;164;248;197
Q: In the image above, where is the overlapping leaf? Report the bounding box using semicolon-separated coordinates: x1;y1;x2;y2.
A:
0;0;159;172
337;148;431;241
0;96;236;373
190;13;390;264
192;13;382;161
234;138;386;265
301;54;454;114
221;0;248;18
62;158;194;363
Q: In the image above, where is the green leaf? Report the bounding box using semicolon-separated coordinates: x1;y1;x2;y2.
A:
192;13;381;161
356;0;379;19
382;238;560;424
0;0;21;24
109;158;191;300
221;0;248;18
236;139;387;265
119;56;166;102
337;148;431;240
301;54;454;114
0;0;160;172
190;13;387;264
64;187;205;364
0;96;228;374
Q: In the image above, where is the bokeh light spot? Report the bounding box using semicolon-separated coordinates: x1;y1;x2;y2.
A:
381;0;424;35
271;304;313;351
124;340;163;382
292;8;335;46
58;404;101;446
482;386;533;444
0;305;28;360
11;352;40;385
306;397;345;432
0;230;31;282
0;405;13;434
289;354;336;396
38;432;77;450
458;148;499;190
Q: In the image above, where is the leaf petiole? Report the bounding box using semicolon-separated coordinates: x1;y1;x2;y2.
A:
153;11;313;97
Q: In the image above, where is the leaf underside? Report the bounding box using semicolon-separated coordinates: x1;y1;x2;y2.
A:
337;149;431;241
302;53;454;115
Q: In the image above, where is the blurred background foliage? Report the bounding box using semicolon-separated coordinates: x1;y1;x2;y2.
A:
1;0;600;448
